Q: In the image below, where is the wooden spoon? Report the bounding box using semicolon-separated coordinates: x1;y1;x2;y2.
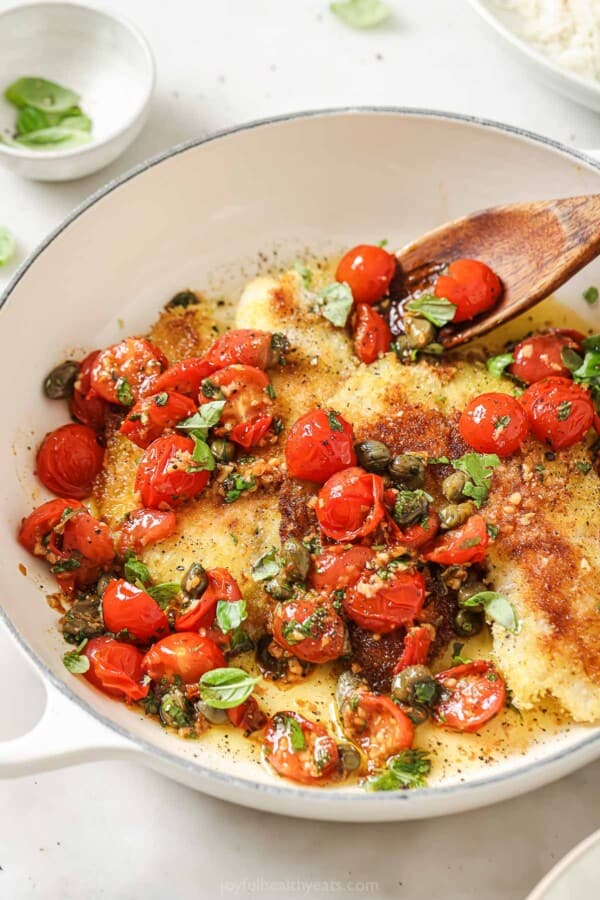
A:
396;195;600;348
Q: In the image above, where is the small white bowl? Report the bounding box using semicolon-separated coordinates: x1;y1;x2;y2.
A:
0;1;155;181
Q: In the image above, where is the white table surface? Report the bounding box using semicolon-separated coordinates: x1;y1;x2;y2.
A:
1;1;599;898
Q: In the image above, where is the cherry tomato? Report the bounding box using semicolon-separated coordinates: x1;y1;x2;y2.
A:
340;691;413;770
199;364;274;449
272;598;346;663
18;498;82;556
90;338;167;405
227;696;267;733
310;545;375;593
509;330;583;384
83;636;149;702
202;329;279;370
520;376;594;450
175;568;242;632
135;434;211;509
69;351;110;432
117;509;177;554
423;514;489;565
384;509;440;549
393;625;433;674
120;391;197;449
142;632;225;683
434;660;506;732
151;357;215;397
316;467;385;541
102;578;169;643
353;303;391;364
434;259;502;323
36;424;104;500
458;392;529;456
51;510;114;594
344;566;425;634
264;711;340;784
336;244;396;305
285;408;356;483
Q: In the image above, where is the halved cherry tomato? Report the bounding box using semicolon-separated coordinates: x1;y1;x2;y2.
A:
393;625;433;674
151;357;215;398
175;568;242;632
317;467;384;541
272;598;346;663
336;244;396;305
117;509;177;554
520;376;594;450
203;329;280;370
36;424;104;499
509;330;583;384
423;514;489;565
264;711;340;784
142;632;225;683
102;578;169;643
69;351;110;432
310;544;375;592
458;392;529;456
41;507;115;595
90;338;167;405
434;259;502;323
343;566;425;633
434;660;506;732
120;391;197;449
199;364;274;449
227;696;267;733
135;434;211;508
84;636;149;702
340;691;413;770
353;303;391;364
383;508;440;549
18;498;82;556
285;408;356;483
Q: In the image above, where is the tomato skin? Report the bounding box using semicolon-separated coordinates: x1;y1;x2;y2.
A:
344;567;425;634
521;376;594;450
393;625;432;674
272;598;346;663
311;545;375;593
59;510;115;584
510;331;583;384
83;636;149;702
434;660;506;732
199;364;274;449
264;711;340;784
353;303;391;364
340;691;414;770
151;357;215;398
69;351;111;432
102;579;169;644
227;696;267;733
120;391;197;449
18;498;83;555
384;509;440;549
175;568;242;632
90;338;167;404
285;408;356;483
117;508;177;554
36;424;104;499
203;329;277;370
229;414;273;450
336;244;396;305
434;259;502;323
135;434;211;509
423;514;489;565
458;392;529;456
142;632;225;683
316;467;385;541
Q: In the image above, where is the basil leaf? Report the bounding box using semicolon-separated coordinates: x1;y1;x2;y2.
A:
123;552;151;586
561;347;583;372
451;642;472;666
224;474;255;503
294;261;313;287
0;227;16;267
582;334;600;353
463;591;519;633
58;114;92;133
487;353;514;378
16;105;49;134
199;667;259;709
15;126;91;148
318;282;354;328
251;548;282;581
146;582;180;606
189;435;216;472
274;713;306;751
405;294;457;327
451;453;500;507
116;378;133;407
216;599;247;633
331;0;390;29
573;352;600;382
177;401;226;440
366;749;432;791
50;557;81;574
62;639;89;674
583;286;598;304
5;77;80;113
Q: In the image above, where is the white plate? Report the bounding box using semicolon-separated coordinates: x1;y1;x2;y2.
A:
527;829;600;899
469;0;600;112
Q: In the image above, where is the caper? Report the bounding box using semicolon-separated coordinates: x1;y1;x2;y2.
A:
181;562;208;600
166;289;198;309
392;335;414;360
336;671;368;710
195;700;228;725
267;332;290;366
43;360;80;400
391;665;438;707
388;454;426;489
209;438;236;464
282;537;311;582
265;574;294;601
439;501;476;531
454;608;484;637
457;579;488;608
159;689;192;729
404;315;436;348
337;742;362;772
442;470;468;502
392;489;430;526
355;440;391;473
61;594;104;643
96;573;116;597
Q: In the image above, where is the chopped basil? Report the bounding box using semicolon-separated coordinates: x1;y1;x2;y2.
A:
293;261;313;288
317;282;354;328
330;0;390;29
223;474;255;503
216;599;248;634
557;400;572;421
462;591;519;633
493;415;511;431
50;557;81;574
188;435;216;472
451;642;472;665
461;536;481;549
576;460;592;474
486;523;499;539
251;547;282;581
5;77;80;113
146;582;180;606
116;378;133;406
327;410;343;432
177;401;226;441
274;713;306;751
201;379;225;400
265;383;276;400
0;226;15;267
123;552;151;586
487;353;514;378
272;417;284;435
154;392;169;407
366;749;432;791
281;607;327;644
450;453;500;507
378;238;388;247
573;351;600;382
62;639;89;674
199;667;259;709
405;294;457;327
583;286;598;304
